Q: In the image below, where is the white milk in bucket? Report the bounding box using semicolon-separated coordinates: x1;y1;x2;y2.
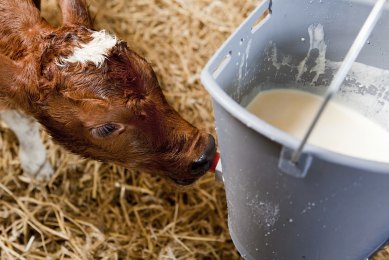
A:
246;89;389;163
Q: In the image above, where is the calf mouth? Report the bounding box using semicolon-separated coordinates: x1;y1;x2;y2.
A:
169;177;198;186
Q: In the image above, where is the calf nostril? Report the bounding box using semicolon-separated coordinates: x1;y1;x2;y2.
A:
191;159;212;175
190;134;216;176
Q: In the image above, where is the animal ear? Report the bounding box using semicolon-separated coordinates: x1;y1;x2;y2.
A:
0;53;20;96
59;0;93;28
0;53;38;112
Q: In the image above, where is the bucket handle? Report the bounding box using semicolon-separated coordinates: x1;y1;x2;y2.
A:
279;0;388;176
206;0;272;76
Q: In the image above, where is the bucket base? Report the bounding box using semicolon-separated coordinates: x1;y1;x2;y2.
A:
230;213;389;260
228;217;256;260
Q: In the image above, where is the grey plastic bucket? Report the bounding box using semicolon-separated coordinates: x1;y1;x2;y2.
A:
201;0;389;259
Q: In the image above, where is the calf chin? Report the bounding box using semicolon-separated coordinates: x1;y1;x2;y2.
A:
165;176;200;191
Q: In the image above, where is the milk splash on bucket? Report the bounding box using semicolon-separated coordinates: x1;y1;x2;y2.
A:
296;24;327;82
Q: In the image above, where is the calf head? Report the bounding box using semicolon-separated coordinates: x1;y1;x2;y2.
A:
0;0;216;186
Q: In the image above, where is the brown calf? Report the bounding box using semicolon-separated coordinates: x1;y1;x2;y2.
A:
0;0;216;186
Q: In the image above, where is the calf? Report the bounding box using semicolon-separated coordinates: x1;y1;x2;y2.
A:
0;0;216;186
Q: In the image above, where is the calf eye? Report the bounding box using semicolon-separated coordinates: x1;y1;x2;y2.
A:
92;124;116;137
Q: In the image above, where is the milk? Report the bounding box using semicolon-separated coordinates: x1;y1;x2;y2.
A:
246;89;389;163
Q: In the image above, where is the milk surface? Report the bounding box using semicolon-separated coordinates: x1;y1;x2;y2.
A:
246;89;389;163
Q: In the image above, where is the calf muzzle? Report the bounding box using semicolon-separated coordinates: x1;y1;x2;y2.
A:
190;134;216;176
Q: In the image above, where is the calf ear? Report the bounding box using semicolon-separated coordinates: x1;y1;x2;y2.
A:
0;53;20;96
0;54;38;113
59;0;93;28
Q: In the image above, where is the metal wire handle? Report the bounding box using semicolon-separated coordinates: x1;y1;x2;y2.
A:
290;0;388;164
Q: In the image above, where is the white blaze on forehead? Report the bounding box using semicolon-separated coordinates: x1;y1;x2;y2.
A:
57;30;117;68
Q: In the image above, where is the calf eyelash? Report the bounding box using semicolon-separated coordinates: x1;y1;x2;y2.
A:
91;124;116;137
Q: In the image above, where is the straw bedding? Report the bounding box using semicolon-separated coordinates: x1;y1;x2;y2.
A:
0;0;262;259
0;0;387;259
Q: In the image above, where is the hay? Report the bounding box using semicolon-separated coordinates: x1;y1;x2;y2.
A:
2;0;387;259
0;0;262;259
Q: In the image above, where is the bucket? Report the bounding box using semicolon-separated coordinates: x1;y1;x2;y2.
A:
201;0;389;259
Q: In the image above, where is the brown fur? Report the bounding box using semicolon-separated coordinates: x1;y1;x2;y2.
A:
0;0;215;185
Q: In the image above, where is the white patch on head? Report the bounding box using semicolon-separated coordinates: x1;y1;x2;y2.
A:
56;30;117;68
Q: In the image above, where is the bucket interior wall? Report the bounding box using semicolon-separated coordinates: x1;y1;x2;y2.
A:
204;0;389;259
215;0;389;131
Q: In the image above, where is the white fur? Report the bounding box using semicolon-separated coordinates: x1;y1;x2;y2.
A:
1;110;54;180
57;30;117;68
